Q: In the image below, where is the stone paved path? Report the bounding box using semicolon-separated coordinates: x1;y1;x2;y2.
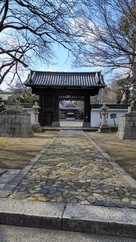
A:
8;130;136;209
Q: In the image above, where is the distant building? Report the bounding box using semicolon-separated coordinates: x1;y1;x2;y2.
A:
60;101;81;120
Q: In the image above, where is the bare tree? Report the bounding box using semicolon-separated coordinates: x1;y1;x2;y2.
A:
104;78;131;104
73;0;136;81
0;0;80;84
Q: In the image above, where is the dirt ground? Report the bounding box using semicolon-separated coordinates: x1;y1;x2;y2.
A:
0;130;136;181
0;131;57;170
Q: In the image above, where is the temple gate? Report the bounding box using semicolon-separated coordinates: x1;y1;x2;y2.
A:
25;71;105;127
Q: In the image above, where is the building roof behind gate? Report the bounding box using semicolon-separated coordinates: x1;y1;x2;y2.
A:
25;70;105;88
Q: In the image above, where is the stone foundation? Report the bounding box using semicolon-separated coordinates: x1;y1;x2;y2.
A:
117;112;136;140
52;121;60;127
98;123;111;133
32;123;42;132
0;110;33;137
83;122;90;127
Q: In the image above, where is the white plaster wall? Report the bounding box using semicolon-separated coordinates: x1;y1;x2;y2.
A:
24;107;128;127
91;109;128;127
25;108;35;125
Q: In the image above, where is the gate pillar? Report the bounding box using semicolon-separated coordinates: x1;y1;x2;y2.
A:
52;94;60;127
83;95;90;127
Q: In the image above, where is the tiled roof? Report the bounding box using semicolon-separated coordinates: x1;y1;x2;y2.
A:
60;102;80;110
25;71;105;88
65;102;77;107
21;103;34;108
90;104;129;109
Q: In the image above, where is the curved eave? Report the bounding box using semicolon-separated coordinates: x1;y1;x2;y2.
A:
25;83;105;89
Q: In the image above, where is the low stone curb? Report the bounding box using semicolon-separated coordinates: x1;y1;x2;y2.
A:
0;199;136;238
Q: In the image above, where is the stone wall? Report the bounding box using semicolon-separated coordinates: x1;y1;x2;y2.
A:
0;110;33;137
117;112;136;140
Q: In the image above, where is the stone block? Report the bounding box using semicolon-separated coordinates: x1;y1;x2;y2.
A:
63;204;136;238
117;112;136;139
0;199;64;230
0;109;33;137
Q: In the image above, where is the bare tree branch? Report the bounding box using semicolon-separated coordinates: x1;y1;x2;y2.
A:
73;0;136;81
0;0;80;85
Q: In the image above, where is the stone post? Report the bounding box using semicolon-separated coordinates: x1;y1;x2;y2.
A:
32;102;42;132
